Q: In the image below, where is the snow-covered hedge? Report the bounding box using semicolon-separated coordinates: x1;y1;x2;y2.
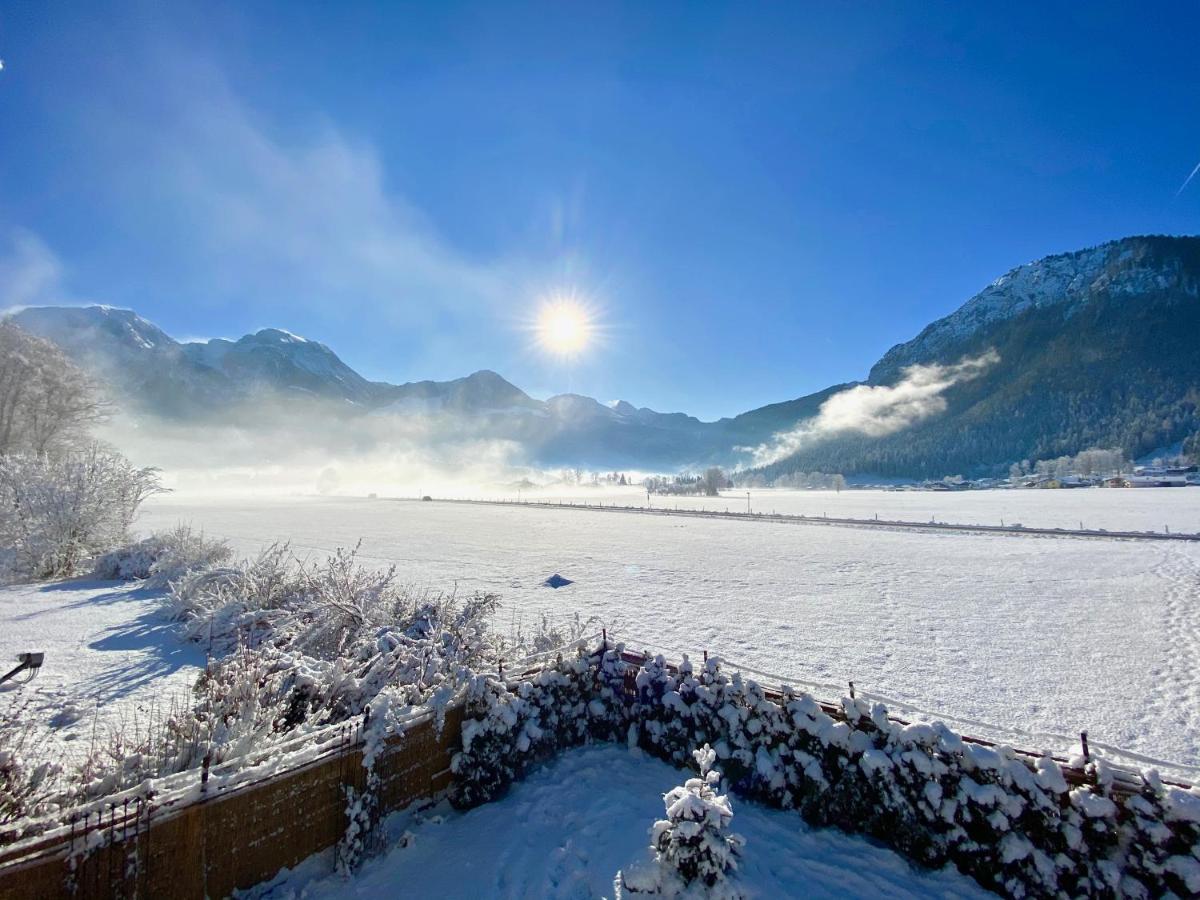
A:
452;646;1200;899
450;644;628;809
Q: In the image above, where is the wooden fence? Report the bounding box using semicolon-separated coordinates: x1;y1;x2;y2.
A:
0;706;463;900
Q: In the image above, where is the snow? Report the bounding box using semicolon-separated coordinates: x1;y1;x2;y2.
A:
137;493;1200;780
251;744;988;899
0;578;206;764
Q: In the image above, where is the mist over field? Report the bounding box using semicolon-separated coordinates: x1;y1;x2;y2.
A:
99;405;534;496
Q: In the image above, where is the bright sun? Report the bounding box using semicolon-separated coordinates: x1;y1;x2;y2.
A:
536;300;593;357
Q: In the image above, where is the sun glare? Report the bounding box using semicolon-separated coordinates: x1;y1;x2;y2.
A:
536;299;593;357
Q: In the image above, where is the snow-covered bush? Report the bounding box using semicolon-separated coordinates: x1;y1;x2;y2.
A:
165;541;294;647
160;541;502;764
0;702;63;836
505;611;599;656
452;646;1200;899
0;445;163;581
0;539;508;836
644;744;745;898
92;525;232;586
0;693;213;845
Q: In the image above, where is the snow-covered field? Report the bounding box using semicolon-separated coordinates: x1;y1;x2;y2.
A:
465;485;1200;535
0;578;205;764
254;744;987;900
135;493;1200;780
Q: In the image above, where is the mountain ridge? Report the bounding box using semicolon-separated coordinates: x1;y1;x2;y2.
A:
7;303;730;469
8;234;1200;476
761;235;1200;479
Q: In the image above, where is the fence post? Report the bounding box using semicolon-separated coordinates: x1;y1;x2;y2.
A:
848;680;855;699
122;797;130;890
1080;730;1090;764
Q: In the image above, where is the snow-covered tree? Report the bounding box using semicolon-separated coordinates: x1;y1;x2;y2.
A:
1184;431;1200;465
0;444;163;579
647;744;745;898
701;467;727;497
0;321;108;458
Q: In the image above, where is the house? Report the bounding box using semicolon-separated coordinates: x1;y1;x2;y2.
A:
1127;474;1188;488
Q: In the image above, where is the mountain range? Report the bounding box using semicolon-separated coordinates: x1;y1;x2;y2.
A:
7;234;1200;477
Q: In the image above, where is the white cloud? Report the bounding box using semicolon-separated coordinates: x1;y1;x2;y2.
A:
0;229;71;314
747;350;1000;466
95;57;530;335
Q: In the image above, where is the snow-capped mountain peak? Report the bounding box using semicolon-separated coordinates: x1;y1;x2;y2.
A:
251;328;309;344
870;236;1200;383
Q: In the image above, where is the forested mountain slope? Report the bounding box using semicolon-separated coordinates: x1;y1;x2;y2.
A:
755;236;1200;479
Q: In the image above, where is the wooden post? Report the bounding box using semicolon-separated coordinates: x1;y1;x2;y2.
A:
1080;731;1090;764
848;680;855;699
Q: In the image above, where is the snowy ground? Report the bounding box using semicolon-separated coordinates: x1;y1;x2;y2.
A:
253;744;988;900
461;485;1200;535
0;578;205;765
137;493;1200;780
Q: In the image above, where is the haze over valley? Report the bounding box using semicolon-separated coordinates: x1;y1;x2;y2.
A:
10;234;1199;494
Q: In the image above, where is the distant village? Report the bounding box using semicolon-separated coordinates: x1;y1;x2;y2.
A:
549;446;1200;496
906;463;1200;492
696;447;1200;494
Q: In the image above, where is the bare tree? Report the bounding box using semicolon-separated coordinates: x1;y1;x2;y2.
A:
0;321;109;457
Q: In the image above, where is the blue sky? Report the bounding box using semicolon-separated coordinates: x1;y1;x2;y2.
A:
0;1;1197;419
